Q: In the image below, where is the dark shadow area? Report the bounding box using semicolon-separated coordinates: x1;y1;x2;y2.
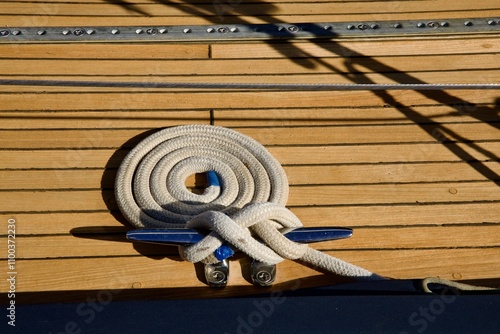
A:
100;127;159;225
70;226;183;261
12;277;500;304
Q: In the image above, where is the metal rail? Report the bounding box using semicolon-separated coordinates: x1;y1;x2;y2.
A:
1;18;499;43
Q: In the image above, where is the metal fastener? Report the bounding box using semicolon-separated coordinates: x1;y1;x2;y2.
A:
73;29;84;36
251;261;276;287
277;26;285;32
135;28;143;34
207;27;215;33
159;28;167;34
370;23;379;29
287;25;299;33
440;22;449;27
204;260;229;288
0;29;10;37
417;22;426;28
346;24;355;30
357;24;369;30
217;27;228;33
12;30;21;36
37;30;46;35
393;23;402;28
427;21;439;29
183;28;191;33
62;29;71;35
464;21;473;26
230;27;238;33
146;28;158;35
487;20;496;26
324;25;332;30
111;29;119;34
86;29;95;35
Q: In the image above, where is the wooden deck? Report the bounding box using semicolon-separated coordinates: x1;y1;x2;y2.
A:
1;0;499;302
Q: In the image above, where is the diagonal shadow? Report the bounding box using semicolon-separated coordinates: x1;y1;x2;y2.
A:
105;0;500;184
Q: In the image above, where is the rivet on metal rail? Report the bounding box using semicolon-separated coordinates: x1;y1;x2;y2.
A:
0;29;11;37
427;21;440;29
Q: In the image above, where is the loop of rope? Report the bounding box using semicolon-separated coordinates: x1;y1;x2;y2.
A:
115;125;383;280
115;124;288;228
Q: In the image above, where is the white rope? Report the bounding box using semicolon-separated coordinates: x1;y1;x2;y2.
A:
115;124;384;280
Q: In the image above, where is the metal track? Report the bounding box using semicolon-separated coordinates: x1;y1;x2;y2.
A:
1;18;499;43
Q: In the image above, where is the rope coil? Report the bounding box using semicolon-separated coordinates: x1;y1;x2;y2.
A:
115;125;382;280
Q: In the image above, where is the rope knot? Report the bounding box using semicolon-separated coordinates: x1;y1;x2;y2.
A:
180;203;309;264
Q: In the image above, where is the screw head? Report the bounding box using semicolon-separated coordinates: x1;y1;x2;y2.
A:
73;29;84;36
357;24;369;30
251;261;276;287
217;27;228;33
207;27;215;33
0;29;11;37
287;25;299;33
111;29;119;35
256;271;272;283
146;28;158;35
230;27;238;33
210;270;226;283
427;21;439;29
204;260;229;288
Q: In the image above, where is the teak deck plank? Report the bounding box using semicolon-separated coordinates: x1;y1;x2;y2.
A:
1;182;499;212
12;248;500;294
0;0;499;298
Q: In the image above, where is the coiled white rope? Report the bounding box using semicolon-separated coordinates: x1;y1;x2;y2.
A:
115;124;384;280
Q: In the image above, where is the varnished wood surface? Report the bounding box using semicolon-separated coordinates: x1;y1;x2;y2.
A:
0;0;499;301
